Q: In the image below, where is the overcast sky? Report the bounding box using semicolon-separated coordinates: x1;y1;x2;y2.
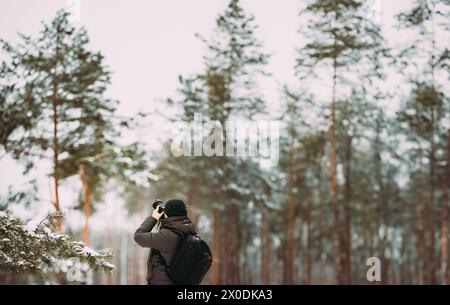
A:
0;0;414;226
0;0;411;114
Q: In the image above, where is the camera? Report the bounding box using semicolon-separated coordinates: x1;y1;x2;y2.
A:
152;199;165;213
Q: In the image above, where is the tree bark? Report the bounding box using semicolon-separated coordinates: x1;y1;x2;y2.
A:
228;204;240;284
80;162;91;246
380;187;389;285
285;145;296;284
221;203;240;284
261;206;271;284
428;133;437;284
343;136;352;284
416;168;425;285
375;115;388;284
440;192;448;285
187;179;199;228
428;5;438;284
211;207;221;284
440;129;450;284
330;35;341;284
317;181;325;284
52;98;61;232
305;193;313;285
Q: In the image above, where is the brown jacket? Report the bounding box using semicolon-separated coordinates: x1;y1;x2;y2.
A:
133;215;196;285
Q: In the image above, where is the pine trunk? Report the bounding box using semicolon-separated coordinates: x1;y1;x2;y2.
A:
330;40;341;284
261;206;271;284
80;163;91;246
227;204;240;284
375;116;388;284
187;179;199;227
52;98;61;232
381;192;389;285
428;146;436;284
343;136;352;284
305;193;313;285
440;195;448;285
285;145;296;284
416;168;425;285
317;184;325;283
440;129;450;284
211;207;221;284
428;9;438;284
368;197;375;257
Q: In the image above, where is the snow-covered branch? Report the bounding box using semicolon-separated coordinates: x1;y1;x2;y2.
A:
0;211;115;273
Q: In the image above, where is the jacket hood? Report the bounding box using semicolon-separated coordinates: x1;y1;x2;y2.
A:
160;215;196;235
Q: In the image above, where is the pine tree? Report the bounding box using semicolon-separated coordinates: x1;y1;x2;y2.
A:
397;82;447;283
1;11;149;241
295;0;386;284
397;0;450;284
153;0;270;284
0;11;115;231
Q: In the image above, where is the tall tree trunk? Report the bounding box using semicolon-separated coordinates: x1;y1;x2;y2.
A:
427;4;437;284
211;207;221;284
404;238;412;284
416;168;425;285
305;193;313;285
330;34;341;284
261;206;271;284
52;98;61;232
428;117;436;284
368;197;375;257
222;203;240;284
80;162;91;246
343;136;352;284
187;179;199;227
317;181;325;284
228;204;240;284
222;205;231;284
440;193;448;285
367;196;377;285
374;114;388;284
440;129;450;284
400;232;407;284
285;145;296;284
380;188;389;285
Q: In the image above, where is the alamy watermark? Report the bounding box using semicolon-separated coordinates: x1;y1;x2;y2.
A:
366;257;381;282
170;113;280;167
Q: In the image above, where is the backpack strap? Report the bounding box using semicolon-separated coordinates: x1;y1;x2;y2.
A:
157;229;187;272
167;228;187;240
157;252;170;272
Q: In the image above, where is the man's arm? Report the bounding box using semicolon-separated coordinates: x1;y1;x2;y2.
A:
133;209;170;251
134;216;157;246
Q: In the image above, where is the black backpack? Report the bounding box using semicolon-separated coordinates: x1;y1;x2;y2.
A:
161;230;212;285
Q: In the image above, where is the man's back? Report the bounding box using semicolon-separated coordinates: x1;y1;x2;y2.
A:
134;205;196;285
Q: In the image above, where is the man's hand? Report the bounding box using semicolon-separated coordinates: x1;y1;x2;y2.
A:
152;208;164;221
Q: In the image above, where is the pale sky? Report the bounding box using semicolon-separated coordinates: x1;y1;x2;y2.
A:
0;0;415;227
0;0;411;116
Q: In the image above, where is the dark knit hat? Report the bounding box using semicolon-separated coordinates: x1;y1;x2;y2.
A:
164;199;188;217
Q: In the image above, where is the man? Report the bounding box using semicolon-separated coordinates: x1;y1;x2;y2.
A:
133;199;196;285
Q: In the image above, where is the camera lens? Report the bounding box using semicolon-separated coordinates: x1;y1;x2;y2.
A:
152;199;163;209
157;204;165;213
